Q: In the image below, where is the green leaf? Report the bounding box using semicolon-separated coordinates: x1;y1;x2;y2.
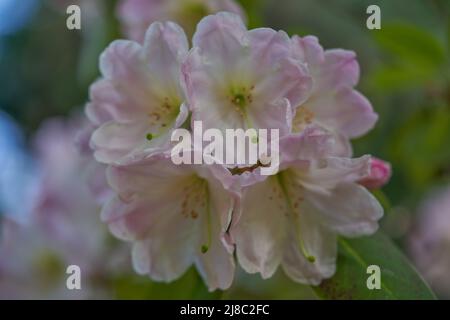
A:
313;231;436;300
389;106;450;187
370;65;433;91
370;22;447;91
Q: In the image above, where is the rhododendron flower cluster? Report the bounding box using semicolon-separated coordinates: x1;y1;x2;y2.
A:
0;116;127;299
86;12;390;291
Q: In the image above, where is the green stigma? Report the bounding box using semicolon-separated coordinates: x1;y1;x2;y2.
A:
146;133;153;141
307;255;316;263
232;93;247;108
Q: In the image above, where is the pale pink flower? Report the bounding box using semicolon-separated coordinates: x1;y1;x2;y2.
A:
291;36;378;156
409;186;450;297
101;150;239;291
86;21;189;164
182;12;312;136
230;127;383;285
82;11;386;290
0;219;90;299
358;157;392;189
0;218;117;299
117;0;246;42
0;116;128;299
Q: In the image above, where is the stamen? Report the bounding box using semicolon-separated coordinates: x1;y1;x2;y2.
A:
146;96;181;135
229;86;256;129
299;236;316;263
179;178;212;254
293;106;315;132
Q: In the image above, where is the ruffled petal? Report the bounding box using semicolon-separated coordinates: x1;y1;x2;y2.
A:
299;155;371;193
192;12;247;69
195;178;236;290
102;152;236;286
291;35;325;67
316;49;360;91
307;87;378;138
248;98;293;136
278;126;336;165
231;176;288;279
90;120;148;164
87;23;188;163
250;29;312;107
282;208;337;285
142;21;189;92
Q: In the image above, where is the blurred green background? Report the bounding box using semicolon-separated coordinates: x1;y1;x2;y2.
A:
0;0;449;299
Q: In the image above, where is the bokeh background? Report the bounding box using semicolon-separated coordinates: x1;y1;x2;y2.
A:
1;0;449;299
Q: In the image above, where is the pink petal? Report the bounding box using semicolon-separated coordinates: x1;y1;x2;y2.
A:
282;209;337;285
192;12;247;68
300;155;371;193
305;183;383;237
231;176;288;279
291;35;325;68
102;151;237;288
90;120;149;164
142;21;189;89
318;49;360;91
